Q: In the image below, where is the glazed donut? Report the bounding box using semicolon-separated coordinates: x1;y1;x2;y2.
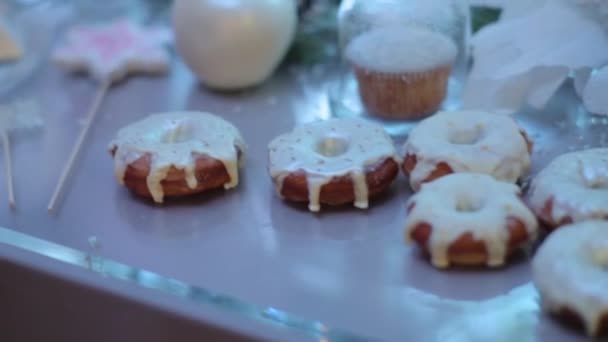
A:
403;110;532;191
528;148;608;229
532;220;608;337
268;118;401;212
405;173;538;268
109;111;246;203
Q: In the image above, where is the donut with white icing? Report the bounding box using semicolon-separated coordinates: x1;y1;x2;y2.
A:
528;148;608;229
403;110;532;192
268;118;401;212
109;111;246;203
532;220;608;337
405;173;538;268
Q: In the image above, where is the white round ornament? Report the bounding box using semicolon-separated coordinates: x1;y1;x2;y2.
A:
172;0;297;90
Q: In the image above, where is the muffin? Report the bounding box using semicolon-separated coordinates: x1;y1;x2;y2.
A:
345;26;457;120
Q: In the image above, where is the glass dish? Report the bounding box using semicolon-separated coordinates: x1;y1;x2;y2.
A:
330;0;468;136
0;1;63;95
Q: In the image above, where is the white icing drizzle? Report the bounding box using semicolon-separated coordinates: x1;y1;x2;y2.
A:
109;111;246;203
268;118;400;212
532;220;608;336
351;169;368;209
404;173;538;268
403;110;531;191
529;148;608;224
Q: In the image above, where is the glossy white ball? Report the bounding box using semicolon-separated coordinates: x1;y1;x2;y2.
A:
172;0;297;90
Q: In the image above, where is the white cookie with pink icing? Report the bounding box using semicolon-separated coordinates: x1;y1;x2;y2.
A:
53;19;171;82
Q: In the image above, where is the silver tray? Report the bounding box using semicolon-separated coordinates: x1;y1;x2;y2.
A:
1;56;606;341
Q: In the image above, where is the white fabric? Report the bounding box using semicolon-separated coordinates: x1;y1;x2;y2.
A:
463;2;608;113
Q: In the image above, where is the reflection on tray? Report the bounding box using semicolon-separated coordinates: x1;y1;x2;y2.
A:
0;226;343;340
393;284;539;342
0;224;544;341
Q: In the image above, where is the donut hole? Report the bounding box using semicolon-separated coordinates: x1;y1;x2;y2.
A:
578;162;608;189
316;135;350;157
161;120;197;144
454;196;483;213
448;125;484;145
586;181;608;190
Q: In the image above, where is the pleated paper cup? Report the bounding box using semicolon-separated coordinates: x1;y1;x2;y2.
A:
351;64;452;120
345;26;457;120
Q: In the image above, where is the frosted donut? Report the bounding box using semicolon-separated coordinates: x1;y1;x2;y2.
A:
403;110;532;191
405;173;538;268
532;220;608;337
268;118;401;212
109;111;246;203
528;148;608;229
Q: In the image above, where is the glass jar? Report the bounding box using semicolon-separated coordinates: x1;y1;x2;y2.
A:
69;0;171;25
0;1;62;94
72;0;139;20
329;0;468;136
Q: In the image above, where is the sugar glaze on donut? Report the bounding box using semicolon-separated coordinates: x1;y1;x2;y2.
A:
532;220;608;336
268;118;400;212
403;110;531;191
405;173;538;268
528;148;608;228
109;111;245;203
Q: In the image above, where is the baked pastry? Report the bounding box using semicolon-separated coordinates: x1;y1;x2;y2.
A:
403;110;532;191
532;220;608;337
528;148;608;229
0;22;22;62
109;111;246;203
268;117;400;212
345;26;457;119
405;173;538;268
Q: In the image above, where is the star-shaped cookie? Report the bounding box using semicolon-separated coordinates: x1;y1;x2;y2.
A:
53;19;171;83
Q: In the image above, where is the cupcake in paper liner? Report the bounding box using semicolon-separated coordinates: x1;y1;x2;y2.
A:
345;26;457;120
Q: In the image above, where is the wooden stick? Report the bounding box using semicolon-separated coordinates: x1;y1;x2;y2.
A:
48;80;111;213
2;131;14;208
